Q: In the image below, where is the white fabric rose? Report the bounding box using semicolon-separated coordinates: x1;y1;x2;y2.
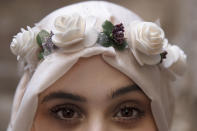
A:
60;15;98;53
10;26;39;58
10;26;40;72
52;14;87;51
162;45;187;76
128;21;168;66
52;14;98;53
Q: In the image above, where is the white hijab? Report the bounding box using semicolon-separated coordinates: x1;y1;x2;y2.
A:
8;1;187;131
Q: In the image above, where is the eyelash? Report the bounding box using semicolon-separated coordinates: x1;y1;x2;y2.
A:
50;101;145;125
50;104;84;124
112;101;145;124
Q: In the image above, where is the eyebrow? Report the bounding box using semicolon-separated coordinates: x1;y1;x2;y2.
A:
110;84;142;99
42;84;141;103
42;91;87;103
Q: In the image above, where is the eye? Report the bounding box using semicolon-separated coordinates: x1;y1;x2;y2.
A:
50;104;84;122
113;102;145;123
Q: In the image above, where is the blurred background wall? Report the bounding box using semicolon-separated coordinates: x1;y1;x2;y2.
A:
0;0;196;131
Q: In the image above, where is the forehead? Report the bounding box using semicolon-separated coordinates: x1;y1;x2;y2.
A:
41;55;134;101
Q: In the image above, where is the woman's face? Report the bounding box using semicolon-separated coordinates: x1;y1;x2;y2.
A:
32;55;157;131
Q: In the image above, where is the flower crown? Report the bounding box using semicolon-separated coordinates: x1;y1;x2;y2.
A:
10;14;187;77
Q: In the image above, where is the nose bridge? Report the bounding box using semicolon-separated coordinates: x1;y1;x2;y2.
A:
85;111;108;131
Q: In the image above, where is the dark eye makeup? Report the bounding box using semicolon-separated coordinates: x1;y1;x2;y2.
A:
50;103;84;124
49;100;146;126
112;100;145;124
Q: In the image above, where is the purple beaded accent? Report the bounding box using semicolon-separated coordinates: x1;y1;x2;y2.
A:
112;23;125;44
160;51;168;63
42;32;58;53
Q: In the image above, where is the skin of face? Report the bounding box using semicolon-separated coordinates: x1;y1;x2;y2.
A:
31;55;157;131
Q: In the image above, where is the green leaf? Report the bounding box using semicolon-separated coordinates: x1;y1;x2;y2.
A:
102;20;114;36
97;33;113;47
38;52;44;60
113;40;128;51
36;30;50;46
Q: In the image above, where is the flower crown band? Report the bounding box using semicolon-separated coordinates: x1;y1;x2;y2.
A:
10;14;187;77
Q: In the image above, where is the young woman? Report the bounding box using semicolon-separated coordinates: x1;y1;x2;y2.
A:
8;1;187;131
